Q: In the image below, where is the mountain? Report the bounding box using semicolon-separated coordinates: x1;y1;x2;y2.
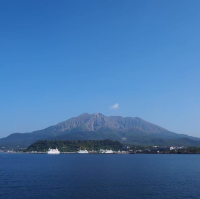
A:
0;113;200;149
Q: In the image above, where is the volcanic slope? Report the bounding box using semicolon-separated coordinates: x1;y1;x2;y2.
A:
0;113;200;149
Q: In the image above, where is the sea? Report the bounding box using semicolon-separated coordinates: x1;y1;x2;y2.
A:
1;153;200;199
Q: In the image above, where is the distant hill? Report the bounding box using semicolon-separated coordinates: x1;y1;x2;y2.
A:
26;140;123;152
0;113;200;149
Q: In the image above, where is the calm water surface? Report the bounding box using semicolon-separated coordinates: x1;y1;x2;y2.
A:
0;153;200;199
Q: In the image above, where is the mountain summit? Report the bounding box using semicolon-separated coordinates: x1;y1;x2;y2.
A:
0;113;200;149
53;113;169;134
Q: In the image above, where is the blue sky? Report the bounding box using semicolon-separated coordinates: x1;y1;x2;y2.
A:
1;0;200;138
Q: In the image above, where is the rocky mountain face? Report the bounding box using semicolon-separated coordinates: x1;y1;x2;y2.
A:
0;113;199;149
49;113;170;133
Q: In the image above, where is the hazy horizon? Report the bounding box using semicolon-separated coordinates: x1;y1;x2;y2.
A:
1;0;200;138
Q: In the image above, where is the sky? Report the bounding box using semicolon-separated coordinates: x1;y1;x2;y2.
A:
1;0;200;138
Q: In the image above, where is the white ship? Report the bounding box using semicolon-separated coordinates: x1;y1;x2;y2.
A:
78;149;89;153
99;149;114;154
47;148;60;154
104;149;114;154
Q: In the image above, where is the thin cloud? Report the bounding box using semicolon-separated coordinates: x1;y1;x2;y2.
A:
110;103;119;109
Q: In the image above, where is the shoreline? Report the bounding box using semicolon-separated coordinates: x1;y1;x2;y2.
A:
2;151;200;155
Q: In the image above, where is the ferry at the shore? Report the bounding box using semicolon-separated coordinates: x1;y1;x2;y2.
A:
100;149;114;154
104;149;114;154
47;148;60;154
78;149;89;153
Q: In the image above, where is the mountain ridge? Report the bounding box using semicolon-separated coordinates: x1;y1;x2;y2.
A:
0;113;200;149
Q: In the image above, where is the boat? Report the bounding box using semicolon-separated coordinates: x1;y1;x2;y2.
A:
104;149;114;154
47;148;60;154
99;149;114;154
78;149;89;153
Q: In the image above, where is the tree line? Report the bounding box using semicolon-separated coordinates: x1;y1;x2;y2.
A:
25;139;123;152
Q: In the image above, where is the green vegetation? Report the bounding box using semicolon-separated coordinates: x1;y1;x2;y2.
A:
129;146;200;154
26;139;122;152
176;147;200;154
